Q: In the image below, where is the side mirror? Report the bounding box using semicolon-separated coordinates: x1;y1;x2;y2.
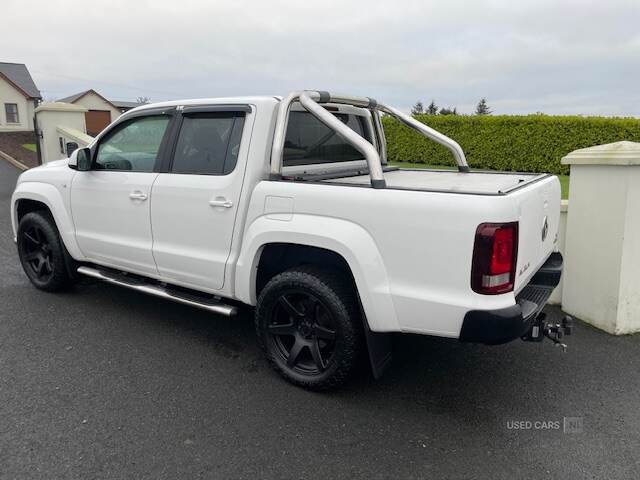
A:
69;147;91;171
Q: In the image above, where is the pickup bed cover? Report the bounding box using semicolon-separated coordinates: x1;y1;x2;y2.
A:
323;169;549;195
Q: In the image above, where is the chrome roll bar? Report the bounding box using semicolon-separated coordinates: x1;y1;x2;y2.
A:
371;109;387;165
270;90;469;189
377;103;468;171
299;93;386;188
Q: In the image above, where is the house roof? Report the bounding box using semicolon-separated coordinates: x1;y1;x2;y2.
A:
58;89;117;108
111;100;145;109
58;89;145;111
0;62;41;99
57;90;89;103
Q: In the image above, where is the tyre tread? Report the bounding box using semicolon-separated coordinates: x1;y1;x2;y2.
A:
255;265;363;391
17;211;75;292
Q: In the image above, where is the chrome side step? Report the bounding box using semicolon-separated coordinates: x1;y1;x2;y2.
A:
77;266;237;316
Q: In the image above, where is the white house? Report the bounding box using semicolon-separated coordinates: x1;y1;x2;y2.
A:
57;89;144;136
0;62;41;132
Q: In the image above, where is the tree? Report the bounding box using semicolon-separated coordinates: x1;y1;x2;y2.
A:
427;100;438;115
136;96;151;104
475;98;492;115
411;101;424;115
439;106;458;115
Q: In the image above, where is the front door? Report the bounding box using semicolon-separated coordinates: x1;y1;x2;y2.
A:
71;113;173;276
150;108;249;290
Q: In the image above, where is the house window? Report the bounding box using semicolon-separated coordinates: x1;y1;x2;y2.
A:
5;103;19;123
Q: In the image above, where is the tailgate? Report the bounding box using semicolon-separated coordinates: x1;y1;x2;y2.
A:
512;176;562;293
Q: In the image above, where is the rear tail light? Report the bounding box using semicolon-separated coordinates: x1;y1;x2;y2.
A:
471;222;518;295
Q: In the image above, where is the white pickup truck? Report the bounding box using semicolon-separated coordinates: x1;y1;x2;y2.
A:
11;90;568;390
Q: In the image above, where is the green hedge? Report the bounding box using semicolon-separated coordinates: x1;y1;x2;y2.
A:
383;115;640;175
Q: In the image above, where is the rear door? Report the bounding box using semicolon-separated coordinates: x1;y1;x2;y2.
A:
150;105;251;291
71;110;174;276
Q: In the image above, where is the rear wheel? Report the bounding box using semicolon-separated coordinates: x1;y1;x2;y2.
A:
255;265;363;390
17;211;76;292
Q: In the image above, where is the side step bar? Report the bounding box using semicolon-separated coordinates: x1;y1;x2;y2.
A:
77;266;237;316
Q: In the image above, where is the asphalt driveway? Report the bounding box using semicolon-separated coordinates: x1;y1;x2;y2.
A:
1;159;639;479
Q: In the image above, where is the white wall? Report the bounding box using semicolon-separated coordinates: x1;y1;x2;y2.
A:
35;103;88;163
561;142;640;335
0;76;35;131
72;92;122;123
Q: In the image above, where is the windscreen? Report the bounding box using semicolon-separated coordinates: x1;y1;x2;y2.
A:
283;111;370;167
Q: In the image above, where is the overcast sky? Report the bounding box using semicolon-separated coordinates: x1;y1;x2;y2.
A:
5;0;640;115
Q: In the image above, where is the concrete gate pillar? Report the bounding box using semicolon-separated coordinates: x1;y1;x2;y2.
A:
561;141;640;334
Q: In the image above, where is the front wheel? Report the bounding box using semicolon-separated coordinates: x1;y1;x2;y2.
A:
255;265;363;391
17;211;76;292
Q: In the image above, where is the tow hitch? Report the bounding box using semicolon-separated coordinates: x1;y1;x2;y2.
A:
522;313;573;351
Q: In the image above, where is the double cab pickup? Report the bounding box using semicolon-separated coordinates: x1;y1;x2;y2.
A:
11;91;566;390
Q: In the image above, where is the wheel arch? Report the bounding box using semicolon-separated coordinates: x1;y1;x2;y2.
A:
11;182;84;260
255;243;354;298
234;214;399;333
16;198;49;222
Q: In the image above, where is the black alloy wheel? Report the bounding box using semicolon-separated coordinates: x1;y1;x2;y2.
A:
20;224;54;283
255;266;363;390
267;290;337;375
17;211;76;292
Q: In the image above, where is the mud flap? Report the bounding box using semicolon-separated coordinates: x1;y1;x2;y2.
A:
363;323;392;379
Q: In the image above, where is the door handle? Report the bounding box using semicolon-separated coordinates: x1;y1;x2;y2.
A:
209;199;233;208
129;191;148;201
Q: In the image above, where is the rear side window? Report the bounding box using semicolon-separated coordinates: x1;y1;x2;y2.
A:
171;113;245;175
283;111;370;167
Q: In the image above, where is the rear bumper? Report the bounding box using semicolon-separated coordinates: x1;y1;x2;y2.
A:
459;252;563;345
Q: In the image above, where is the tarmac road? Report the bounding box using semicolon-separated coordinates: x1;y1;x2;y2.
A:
1;158;639;479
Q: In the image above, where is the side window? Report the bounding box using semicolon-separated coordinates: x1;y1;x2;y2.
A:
171;113;245;175
94;115;170;172
5;103;19;123
283;111;370;167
